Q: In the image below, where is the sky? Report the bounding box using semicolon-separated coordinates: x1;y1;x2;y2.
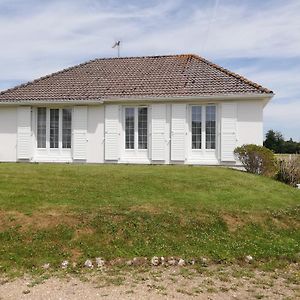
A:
0;0;299;140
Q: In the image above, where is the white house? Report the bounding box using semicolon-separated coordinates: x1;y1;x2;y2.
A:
0;54;273;165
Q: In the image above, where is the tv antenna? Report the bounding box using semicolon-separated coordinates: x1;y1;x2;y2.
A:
112;40;121;58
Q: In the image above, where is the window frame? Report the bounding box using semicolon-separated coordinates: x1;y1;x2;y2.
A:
190;104;217;152
37;107;47;149
124;106;148;151
191;105;202;150
36;107;72;150
125;107;135;150
205;105;216;150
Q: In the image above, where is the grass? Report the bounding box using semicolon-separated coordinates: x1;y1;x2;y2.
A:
0;163;299;274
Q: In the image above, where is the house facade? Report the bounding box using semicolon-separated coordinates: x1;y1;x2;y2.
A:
0;54;274;165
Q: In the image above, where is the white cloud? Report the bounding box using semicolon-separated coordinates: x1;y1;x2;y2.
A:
0;0;299;139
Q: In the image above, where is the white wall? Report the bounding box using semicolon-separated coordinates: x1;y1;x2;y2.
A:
0;107;17;162
0;99;265;165
237;100;264;146
87;105;104;163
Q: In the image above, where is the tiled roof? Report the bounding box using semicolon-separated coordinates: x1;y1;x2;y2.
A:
0;54;273;103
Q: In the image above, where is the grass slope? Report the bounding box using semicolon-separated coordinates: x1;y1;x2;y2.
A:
0;163;299;274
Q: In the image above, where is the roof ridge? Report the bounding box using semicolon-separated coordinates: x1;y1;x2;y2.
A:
190;54;273;94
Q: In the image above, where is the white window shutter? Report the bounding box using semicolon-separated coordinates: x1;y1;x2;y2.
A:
171;104;186;161
221;103;237;161
73;106;88;161
151;104;167;161
17;106;31;160
105;105;120;160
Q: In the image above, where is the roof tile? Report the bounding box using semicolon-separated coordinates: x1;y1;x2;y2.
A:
0;54;273;102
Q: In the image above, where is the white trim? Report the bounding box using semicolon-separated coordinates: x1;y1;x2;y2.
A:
187;104;218;163
34;107;72;162
104;93;274;103
0;93;274;106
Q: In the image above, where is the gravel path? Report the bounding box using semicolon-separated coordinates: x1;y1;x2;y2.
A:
0;265;299;299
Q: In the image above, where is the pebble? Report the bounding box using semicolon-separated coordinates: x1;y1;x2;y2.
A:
61;260;69;269
178;259;185;266
245;255;254;263
167;257;177;266
200;257;209;266
95;257;105;268
42;263;50;270
84;259;93;269
151;256;160;266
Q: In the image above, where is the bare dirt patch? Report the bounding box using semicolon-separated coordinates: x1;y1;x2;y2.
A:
0;210;80;231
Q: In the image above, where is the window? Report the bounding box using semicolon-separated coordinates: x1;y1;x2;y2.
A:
138;107;148;149
125;107;148;150
191;105;216;150
125;107;135;149
191;106;202;149
205;106;216;149
50;109;59;148
62;109;72;149
37;108;46;148
37;108;72;150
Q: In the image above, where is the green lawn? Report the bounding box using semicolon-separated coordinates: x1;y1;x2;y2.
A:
0;163;299;274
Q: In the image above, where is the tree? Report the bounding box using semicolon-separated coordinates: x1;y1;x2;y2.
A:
264;130;300;154
284;138;300;154
264;130;285;153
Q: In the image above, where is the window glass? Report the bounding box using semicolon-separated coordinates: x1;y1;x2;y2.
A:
206;106;216;149
50;109;59;148
37;108;46;148
192;106;202;149
138;107;148;149
125;107;135;149
62;109;72;149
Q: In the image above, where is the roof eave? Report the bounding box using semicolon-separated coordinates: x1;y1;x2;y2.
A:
103;93;275;103
0;93;274;106
0;99;103;105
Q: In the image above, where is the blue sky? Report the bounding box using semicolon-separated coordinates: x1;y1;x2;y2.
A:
0;0;299;140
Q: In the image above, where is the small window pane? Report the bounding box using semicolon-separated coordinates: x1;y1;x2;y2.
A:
37;108;46;148
206;106;216;149
192;106;202;149
50;109;59;148
125;108;135;149
138;107;148;149
62;109;72;149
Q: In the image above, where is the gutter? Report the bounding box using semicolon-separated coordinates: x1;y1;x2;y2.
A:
103;93;274;103
0;93;274;106
0;99;103;106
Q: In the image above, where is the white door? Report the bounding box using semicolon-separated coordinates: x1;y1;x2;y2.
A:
171;104;186;161
221;103;237;161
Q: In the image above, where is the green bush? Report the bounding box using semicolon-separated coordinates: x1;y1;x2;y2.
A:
234;144;277;177
277;155;300;187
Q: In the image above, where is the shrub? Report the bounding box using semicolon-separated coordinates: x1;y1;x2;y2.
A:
276;155;300;187
234;144;277;177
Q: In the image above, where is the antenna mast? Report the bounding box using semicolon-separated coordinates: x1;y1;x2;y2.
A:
112;41;121;58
